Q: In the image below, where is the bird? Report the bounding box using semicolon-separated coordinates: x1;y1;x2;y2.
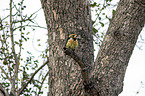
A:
64;34;78;51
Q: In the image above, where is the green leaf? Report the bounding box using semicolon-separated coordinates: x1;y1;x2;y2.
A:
3;60;7;65
99;17;101;20
26;67;29;70
17;14;21;16
45;49;49;52
26;32;30;35
106;15;111;20
92;27;98;34
102;13;105;15
23;6;26;8
95;42;98;44
106;0;112;2
15;41;19;44
112;10;115;15
99;22;104;27
92;20;95;25
22;36;27;41
90;2;97;8
21;8;24;10
27;51;32;55
19;39;22;43
97;4;100;7
23;27;25;30
37;39;40;41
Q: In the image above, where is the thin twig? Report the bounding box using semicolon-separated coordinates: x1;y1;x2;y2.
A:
17;60;49;96
0;66;11;82
29;8;41;18
13;24;47;31
1;15;10;21
37;70;49;96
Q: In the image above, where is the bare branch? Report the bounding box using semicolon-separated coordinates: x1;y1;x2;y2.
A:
12;8;41;24
1;15;10;21
37;70;49;96
12;18;31;23
13;24;47;31
13;2;20;12
17;60;49;96
29;8;41;18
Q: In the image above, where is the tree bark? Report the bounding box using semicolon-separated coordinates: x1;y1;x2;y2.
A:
40;0;94;95
92;0;145;95
41;0;145;95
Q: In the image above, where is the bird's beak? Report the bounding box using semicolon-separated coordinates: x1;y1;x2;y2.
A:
74;35;77;38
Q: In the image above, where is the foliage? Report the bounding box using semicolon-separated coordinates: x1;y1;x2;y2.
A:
90;0;119;47
0;0;48;95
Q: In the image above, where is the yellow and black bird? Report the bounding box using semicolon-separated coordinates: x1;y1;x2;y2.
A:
64;34;78;51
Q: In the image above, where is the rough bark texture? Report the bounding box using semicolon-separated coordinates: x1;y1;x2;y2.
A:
92;0;145;96
41;0;145;95
40;0;94;95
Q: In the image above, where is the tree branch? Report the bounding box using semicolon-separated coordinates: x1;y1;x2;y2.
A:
1;15;10;21
13;24;47;31
0;66;11;82
37;70;49;96
10;0;18;95
17;60;49;96
63;48;98;94
12;8;41;24
0;84;9;96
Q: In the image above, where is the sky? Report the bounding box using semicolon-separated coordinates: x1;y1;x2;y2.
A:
120;28;145;96
0;0;145;96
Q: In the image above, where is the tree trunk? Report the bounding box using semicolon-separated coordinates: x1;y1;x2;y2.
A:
40;0;94;95
92;0;145;96
41;0;145;95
